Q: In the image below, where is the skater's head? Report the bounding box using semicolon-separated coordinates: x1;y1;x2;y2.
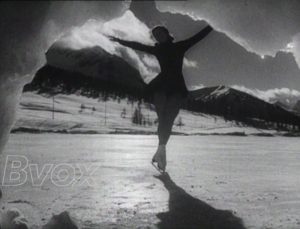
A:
152;26;174;43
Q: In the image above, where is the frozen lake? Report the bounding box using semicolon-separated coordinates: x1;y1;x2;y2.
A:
1;134;300;228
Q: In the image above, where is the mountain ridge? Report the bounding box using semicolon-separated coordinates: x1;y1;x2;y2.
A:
25;61;300;131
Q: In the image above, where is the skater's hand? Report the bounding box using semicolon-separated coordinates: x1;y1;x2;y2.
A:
108;35;121;43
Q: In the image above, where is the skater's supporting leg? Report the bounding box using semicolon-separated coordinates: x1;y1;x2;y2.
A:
153;91;167;144
153;91;167;122
152;92;183;172
152;94;183;172
158;94;183;145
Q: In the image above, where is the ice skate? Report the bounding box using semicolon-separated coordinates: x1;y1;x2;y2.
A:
151;145;166;173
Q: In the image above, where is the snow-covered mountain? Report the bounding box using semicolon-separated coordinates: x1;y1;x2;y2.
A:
273;101;293;111
269;96;300;112
293;100;300;113
188;85;300;129
45;42;146;94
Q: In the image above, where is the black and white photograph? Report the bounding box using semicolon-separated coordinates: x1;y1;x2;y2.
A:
0;0;300;228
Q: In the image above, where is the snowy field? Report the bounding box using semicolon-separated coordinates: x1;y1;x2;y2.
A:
1;134;300;228
12;92;281;136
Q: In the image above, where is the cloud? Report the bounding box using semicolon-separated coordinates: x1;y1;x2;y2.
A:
188;84;205;91
288;33;300;68
184;58;198;68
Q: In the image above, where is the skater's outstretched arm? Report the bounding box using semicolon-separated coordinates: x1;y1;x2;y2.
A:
109;36;155;54
178;25;213;51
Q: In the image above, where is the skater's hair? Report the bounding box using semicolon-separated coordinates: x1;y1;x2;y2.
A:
152;25;174;42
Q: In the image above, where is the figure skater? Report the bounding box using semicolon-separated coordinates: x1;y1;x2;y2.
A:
110;24;213;173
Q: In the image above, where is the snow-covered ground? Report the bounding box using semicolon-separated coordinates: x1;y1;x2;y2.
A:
13;92;281;136
1;134;300;228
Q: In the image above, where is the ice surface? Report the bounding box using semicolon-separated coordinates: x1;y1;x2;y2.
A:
1;134;300;228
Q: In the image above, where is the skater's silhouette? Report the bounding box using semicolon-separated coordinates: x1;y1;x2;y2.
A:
110;24;213;172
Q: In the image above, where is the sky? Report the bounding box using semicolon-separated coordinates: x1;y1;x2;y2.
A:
156;0;300;67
